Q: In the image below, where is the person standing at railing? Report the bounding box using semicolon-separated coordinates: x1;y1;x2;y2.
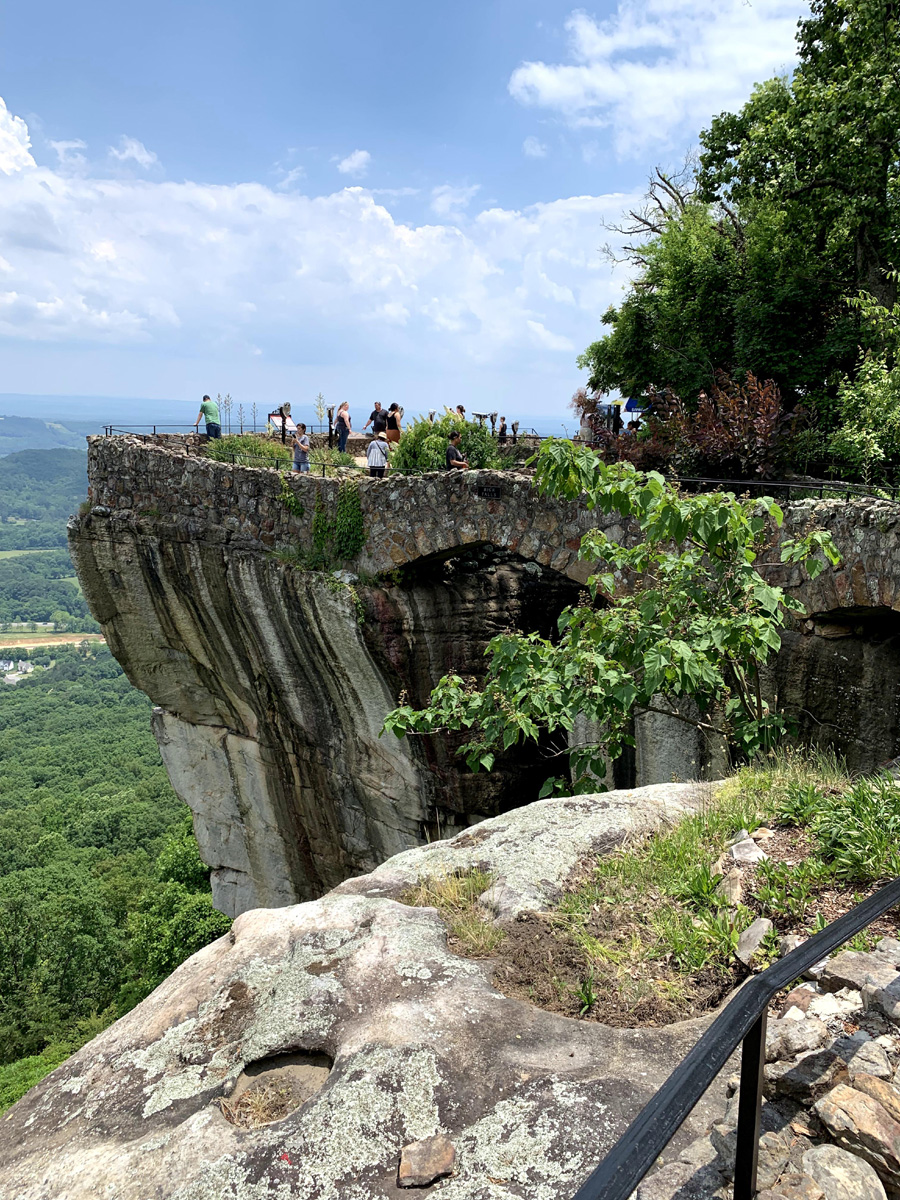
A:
367;429;390;478
386;403;402;444
194;394;221;439
291;424;310;473
446;430;469;470
336;402;351;453
364;402;387;436
497;416;507;445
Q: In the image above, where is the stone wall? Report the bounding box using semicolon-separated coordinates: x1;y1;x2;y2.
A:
83;435;604;582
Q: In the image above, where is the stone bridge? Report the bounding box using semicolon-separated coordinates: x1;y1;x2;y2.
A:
84;434;900;614
72;435;900;915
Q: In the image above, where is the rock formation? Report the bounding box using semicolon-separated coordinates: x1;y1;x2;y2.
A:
0;783;730;1200
70;436;900;913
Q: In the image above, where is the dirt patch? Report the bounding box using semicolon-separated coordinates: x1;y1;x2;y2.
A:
486;823;900;1028
742;826;900;941
491;911;742;1027
0;634;105;650
220;1051;332;1130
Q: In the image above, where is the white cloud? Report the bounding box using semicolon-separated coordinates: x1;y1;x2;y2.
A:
0;98;35;175
527;320;575;352
276;165;305;191
523;136;548;159
49;139;87;167
109;136;158;168
0;97;642;378
431;184;481;218
336;149;371;177
509;1;803;155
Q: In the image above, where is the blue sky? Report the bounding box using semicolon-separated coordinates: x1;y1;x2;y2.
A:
0;0;805;425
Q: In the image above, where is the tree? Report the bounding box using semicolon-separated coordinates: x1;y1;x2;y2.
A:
384;441;839;793
581;0;899;410
699;0;900;307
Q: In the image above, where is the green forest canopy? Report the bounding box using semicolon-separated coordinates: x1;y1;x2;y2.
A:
0;645;230;1110
0;447;86;552
0;447;98;627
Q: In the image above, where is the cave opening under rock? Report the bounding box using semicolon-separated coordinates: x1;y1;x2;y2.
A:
360;543;587;834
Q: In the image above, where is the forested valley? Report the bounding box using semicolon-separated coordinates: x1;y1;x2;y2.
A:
0;446;229;1111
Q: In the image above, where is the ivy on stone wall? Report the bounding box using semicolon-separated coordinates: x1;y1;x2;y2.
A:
304;483;366;569
333;483;366;561
279;477;305;518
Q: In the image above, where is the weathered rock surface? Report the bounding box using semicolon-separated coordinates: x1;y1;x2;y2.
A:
767;1017;831;1063
815;1083;900;1186
801;1144;887;1200
0;789;728;1200
737;916;774;965
337;780;707;919
820;950;900;998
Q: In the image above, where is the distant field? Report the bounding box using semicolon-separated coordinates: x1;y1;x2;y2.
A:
0;633;105;650
0;548;58;560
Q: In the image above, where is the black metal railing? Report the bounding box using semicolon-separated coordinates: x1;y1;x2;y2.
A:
101;423;332;437
676;476;900;503
572;875;900;1200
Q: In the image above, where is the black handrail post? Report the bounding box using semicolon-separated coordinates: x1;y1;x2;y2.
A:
733;1008;767;1200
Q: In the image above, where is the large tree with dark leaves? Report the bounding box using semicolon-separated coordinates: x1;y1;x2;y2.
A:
581;0;900;410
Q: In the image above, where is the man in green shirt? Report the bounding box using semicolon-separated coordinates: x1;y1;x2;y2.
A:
194;395;221;439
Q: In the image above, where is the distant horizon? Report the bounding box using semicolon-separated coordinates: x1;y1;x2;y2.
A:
0;395;582;440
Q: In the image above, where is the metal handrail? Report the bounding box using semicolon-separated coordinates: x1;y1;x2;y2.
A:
572;875;900;1200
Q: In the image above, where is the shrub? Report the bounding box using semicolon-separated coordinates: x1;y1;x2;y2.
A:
390;415;503;473
601;372;803;479
309;446;356;469
204;433;291;468
828;352;900;485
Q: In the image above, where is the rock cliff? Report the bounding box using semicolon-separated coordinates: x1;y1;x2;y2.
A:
0;783;728;1200
70;437;900;914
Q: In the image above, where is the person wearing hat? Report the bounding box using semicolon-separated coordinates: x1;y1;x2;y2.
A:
367;429;390;478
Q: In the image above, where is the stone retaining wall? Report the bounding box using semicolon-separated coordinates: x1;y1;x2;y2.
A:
84;435;603;582
84;435;900;609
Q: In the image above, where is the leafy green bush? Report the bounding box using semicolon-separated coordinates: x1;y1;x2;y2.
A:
204;433;291;468
390;414;503;473
828;352;900;484
127;882;231;988
309;446;356;468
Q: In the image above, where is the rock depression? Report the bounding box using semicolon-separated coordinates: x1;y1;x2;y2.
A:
70;436;900;914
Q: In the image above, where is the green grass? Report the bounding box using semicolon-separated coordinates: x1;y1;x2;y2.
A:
401;869;505;956
547;749;858;1018
203;433;292;469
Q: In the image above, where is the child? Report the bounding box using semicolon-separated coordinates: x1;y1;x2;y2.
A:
292;424;310;473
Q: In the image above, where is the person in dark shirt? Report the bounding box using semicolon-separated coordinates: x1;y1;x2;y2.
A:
446;430;469;470
497;416;507;445
386;403;402;443
364;402;388;434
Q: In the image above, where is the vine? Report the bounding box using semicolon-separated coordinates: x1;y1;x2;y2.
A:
311;492;332;565
333;482;366;561
279;476;305;518
278;480;365;571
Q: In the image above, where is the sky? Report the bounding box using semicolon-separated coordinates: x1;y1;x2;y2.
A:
0;0;807;426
